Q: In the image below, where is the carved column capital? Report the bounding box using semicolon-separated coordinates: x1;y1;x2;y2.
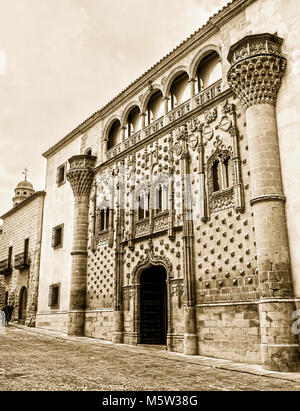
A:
67;155;97;197
227;33;287;109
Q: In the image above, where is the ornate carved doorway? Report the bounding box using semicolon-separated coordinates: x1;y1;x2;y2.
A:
140;265;167;345
19;286;27;324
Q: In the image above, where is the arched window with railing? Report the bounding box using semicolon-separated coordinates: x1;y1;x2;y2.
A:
137;192;150;220
146;90;164;126
208;149;233;194
207;149;234;213
125;106;141;139
99;207;110;231
196;51;222;94
169;72;189;111
107;120;121;150
153;182;169;214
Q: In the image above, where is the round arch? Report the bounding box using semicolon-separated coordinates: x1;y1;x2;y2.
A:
103;116;122;142
163;65;190;97
189;44;222;80
121;101;142;128
140;84;164;115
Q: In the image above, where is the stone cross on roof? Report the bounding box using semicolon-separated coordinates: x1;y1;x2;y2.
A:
22;167;29;181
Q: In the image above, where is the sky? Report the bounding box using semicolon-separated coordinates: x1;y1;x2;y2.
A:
0;0;228;218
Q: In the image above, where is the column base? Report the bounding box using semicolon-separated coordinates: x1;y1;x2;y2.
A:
112;310;123;344
167;332;176;352
261;344;300;372
184;333;198;355
67;311;85;336
259;300;300;372
112;332;123;344
184;306;198;355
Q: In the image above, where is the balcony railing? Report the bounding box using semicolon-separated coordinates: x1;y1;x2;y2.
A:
0;259;12;275
193;80;222;108
14;252;30;270
167;100;191;124
135;218;150;238
123;131;142;151
105;80;223;161
106;142;122;160
144;116;164;138
153;211;169;233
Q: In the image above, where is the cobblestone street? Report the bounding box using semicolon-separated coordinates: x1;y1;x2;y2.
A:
1;325;300;391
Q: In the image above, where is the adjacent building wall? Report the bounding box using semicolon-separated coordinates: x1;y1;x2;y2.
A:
0;193;45;325
36;138;81;332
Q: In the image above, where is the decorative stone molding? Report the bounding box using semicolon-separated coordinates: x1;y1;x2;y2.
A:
122;286;135;311
209;187;234;213
132;239;173;283
135;219;150;237
67;155;96;197
153;212;169;233
97;229;109;244
227;33;287;109
250;194;286;206
204;107;217;124
207;148;234;213
169;278;184;308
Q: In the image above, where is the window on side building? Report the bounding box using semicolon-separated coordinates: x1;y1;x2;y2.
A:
48;284;60;309
52;224;64;249
56;163;67;186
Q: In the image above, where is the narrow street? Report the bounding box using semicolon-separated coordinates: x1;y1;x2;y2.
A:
0;325;300;391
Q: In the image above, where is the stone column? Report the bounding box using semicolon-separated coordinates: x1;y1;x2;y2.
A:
189;78;196;109
228;33;300;371
178;125;198;355
66;154;96;336
163;97;169;115
197;126;208;223
113;163;125;344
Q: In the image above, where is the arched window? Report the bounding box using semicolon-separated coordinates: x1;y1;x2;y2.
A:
212;155;232;192
196;51;222;94
138;192;150;220
85;148;92;156
155;185;163;214
223;157;233;188
213;160;221;192
146;91;164;126
154;183;169;214
100;207;110;231
125;106;141;139
107;120;121;150
169;72;189;111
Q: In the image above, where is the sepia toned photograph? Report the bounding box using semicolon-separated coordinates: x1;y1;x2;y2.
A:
1;0;300;396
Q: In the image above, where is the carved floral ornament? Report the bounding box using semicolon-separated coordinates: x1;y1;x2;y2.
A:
227;33;287;110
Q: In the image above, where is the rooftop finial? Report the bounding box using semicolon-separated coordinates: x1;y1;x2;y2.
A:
22;167;29;181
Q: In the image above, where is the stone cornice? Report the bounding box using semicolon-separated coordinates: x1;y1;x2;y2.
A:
42;0;257;159
0;191;46;220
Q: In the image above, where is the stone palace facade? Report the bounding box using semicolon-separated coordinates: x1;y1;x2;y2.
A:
3;0;298;372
